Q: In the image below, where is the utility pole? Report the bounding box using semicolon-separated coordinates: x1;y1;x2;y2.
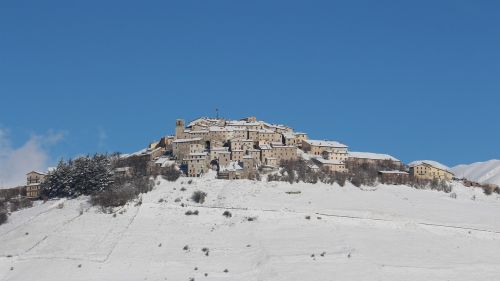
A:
216;108;219;119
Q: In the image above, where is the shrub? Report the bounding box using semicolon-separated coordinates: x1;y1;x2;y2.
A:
483;187;493;195
222;211;232;218
9;198;33;212
162;165;181;182
90;186;137;208
191;191;207;204
185;210;199;216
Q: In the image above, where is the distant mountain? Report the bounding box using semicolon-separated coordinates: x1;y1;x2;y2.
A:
452;160;500;186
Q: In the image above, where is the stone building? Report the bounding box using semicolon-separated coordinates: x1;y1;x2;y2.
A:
378;170;410;184
183;152;209;177
302;139;349;162
172;138;203;160
312;157;348;173
271;144;297;162
26;171;47;199
348;151;403;169
409;160;454;181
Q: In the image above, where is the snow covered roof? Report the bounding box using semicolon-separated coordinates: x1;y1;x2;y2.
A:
26;171;47;176
211;147;229;152
349;152;400;162
219;161;243;172
308;164;320;170
379;170;409;175
226;120;261;126
304;139;347;148
259;144;272;150
187;117;221;128
409;160;452;173
312;157;344;165
172;138;202;143
154;157;176;167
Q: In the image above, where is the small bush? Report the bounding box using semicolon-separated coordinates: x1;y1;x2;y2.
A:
90;186;137;208
180;187;186;191
191;191;207;204
246;216;257;222
483;185;495;195
9;198;33;212
222;211;232;218
185;210;199;216
305;215;311;220
0;211;7;225
450;192;457;199
183;245;189;251
162;165;181;182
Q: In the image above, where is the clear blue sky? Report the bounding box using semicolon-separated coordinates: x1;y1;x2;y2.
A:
1;0;499;168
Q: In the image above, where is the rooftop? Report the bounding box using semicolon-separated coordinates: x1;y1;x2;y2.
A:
409;160;452;173
349;151;400;162
304;139;348;148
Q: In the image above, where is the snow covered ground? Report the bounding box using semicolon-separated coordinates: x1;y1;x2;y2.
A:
1;177;500;281
452;159;500;186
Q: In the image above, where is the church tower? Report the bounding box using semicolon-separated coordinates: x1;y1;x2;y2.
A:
175;119;185;139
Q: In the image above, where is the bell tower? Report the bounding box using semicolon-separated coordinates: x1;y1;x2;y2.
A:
175;119;185;139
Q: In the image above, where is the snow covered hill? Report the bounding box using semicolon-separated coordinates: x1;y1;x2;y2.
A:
1;178;500;281
452;160;500;186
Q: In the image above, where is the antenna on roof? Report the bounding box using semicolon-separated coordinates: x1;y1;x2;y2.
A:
216;108;219;119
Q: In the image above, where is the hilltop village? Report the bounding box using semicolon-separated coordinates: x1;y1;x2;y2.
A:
1;116;499;204
141;116;454;181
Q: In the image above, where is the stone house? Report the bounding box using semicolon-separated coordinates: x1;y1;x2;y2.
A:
409;160;454;181
302;140;349;162
26;171;47;199
378;170;409;184
348;152;403;169
183;152;209;177
172;138;203;160
312;157;347;173
271;144;297;162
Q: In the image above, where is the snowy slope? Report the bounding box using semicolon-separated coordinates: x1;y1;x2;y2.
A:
452;160;500;186
1;178;500;281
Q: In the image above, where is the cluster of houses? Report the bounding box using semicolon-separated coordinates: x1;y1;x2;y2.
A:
143;116;457;183
7;116;482;201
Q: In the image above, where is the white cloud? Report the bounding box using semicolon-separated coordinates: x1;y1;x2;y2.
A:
0;129;64;189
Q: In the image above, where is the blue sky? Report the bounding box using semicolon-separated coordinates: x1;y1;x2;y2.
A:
0;0;499;184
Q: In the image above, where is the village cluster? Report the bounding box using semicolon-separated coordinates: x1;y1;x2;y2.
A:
12;116;498;201
143;116;455;181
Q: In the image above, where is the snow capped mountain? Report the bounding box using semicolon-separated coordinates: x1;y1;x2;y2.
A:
452;160;500;186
